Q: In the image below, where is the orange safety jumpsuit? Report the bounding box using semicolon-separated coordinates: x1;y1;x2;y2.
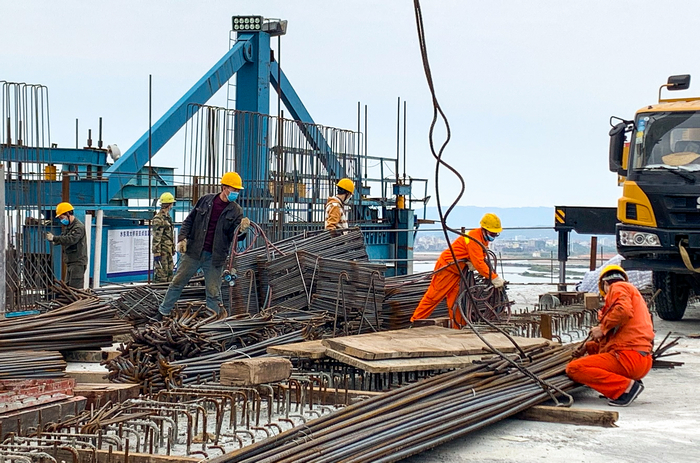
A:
566;281;654;399
410;228;497;328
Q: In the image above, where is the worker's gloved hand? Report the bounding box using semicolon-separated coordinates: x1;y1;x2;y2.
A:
467;262;476;272
491;276;505;288
176;239;187;254
45;232;54;242
239;217;250;233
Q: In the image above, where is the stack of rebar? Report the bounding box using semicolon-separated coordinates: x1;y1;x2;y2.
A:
0;351;66;379
209;343;577;463
382;272;449;330
228;228;368;315
0;296;132;352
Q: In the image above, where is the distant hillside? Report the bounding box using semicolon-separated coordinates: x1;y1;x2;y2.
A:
414;206;615;243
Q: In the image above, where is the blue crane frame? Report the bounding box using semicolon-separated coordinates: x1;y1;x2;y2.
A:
1;18;417;280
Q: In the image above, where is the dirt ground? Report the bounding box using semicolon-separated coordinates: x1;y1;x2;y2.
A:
404;297;700;463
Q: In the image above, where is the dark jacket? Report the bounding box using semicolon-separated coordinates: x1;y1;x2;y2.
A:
179;193;243;267
52;217;87;266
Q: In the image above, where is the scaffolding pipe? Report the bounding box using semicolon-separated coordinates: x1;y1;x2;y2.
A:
84;213;92;289
0;165;5;316
92;210;103;289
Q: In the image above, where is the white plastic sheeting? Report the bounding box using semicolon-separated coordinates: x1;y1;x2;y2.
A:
576;254;652;293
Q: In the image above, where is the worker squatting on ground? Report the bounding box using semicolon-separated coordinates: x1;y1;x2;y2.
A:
324;178;354;231
157;172;250;319
45;202;87;289
566;265;654;407
410;213;506;328
151;192;176;283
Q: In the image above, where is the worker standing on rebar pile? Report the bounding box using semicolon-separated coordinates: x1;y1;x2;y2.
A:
410;213;505;329
325;178;354;232
45;202;87;289
156;172;250;320
566;265;654;407
151;192;177;283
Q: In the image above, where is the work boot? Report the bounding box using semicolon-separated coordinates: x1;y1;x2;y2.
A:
608;380;644;407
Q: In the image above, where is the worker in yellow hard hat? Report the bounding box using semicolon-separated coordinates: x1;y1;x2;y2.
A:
157;172;250;319
566;265;654;407
151;192;177;283
411;213;504;329
325;178;355;231
45;202;87;289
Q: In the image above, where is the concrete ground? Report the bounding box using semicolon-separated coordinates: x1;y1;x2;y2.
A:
404;300;700;463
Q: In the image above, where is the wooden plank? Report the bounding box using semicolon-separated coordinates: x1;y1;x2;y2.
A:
220;358;292;386
514;405;619;428
324;348;482;373
322;326;553;360
73;383;141;407
266;339;327;359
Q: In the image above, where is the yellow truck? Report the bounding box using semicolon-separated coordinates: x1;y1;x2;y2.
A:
609;75;700;320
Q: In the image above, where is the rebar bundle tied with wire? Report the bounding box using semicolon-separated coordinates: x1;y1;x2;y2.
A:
0;293;131;352
227;227;369;315
0;351;66;379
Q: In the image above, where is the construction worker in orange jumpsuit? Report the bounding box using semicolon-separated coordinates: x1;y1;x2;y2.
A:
566;265;654;407
410;213;505;328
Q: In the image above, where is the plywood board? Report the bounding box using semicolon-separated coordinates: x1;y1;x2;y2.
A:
322;326;553;360
324;348;483;373
267;340;327;359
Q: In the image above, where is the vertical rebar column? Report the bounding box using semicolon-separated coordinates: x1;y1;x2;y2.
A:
0;164;5;316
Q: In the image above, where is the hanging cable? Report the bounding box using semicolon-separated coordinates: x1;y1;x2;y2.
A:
412;0;572;405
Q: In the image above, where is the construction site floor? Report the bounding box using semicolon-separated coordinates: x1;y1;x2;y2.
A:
405;296;700;463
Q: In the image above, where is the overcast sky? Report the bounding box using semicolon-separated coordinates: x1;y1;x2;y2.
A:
3;0;698;209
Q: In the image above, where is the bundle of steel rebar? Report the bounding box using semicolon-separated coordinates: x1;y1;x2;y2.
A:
0;351;66;379
209;343;577;463
105;304;330;390
0;297;132;352
228;228;368;315
382;272;449;330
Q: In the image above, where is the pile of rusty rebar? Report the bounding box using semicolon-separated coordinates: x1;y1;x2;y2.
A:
228;228;368;315
210;343;577;463
0;296;132;352
382;272;449;329
104;304;331;390
0;351;67;379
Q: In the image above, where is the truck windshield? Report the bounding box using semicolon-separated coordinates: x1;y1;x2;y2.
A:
631;111;700;172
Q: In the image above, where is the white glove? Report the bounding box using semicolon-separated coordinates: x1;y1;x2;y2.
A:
239;217;250;233
176;239;187;253
491;276;505;288
46;232;54;242
467;262;476;272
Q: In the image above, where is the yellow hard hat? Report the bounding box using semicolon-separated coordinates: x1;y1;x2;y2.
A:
221;172;244;189
159;192;176;204
598;264;628;295
56;202;74;216
337;178;355;194
480;213;502;233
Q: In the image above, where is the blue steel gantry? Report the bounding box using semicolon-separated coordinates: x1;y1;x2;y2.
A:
0;16;427;290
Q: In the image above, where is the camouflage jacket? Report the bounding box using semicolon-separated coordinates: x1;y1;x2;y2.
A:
52;217;87;265
152;209;174;256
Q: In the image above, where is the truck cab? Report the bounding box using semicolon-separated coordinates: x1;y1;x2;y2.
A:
609;75;700;320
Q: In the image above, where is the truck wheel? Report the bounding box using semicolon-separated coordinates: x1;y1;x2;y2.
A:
653;271;689;321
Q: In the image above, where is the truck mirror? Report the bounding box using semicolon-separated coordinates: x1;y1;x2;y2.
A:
609;122;627;175
667;74;691;91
